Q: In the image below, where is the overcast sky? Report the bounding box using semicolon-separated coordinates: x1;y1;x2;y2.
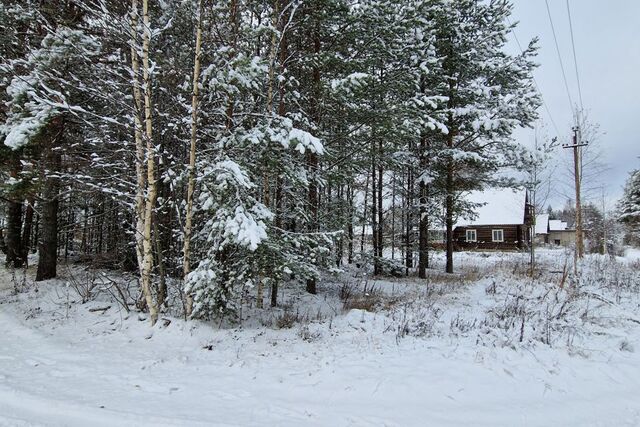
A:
508;0;640;209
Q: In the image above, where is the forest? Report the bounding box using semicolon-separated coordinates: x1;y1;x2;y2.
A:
0;0;591;325
3;1;640;425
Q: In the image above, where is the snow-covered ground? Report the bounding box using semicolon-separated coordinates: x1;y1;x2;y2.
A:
1;249;640;426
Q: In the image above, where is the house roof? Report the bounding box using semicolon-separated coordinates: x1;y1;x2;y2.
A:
535;214;549;234
455;188;527;228
548;220;568;231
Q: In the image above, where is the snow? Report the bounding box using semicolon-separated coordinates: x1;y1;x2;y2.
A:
2;250;640;426
549;219;568;231
456;188;526;227
0;85;54;149
535;213;549;234
214;160;254;190
224;205;269;251
623;247;640;262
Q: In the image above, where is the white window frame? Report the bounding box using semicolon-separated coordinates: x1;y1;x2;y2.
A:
492;229;504;242
466;229;477;242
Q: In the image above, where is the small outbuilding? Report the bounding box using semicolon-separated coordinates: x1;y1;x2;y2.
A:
534;215;579;247
548;220;578;247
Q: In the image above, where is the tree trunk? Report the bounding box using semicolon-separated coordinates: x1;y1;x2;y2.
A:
132;0;159;325
306;150;318;294
32;212;39;254
418;134;428;278
0;229;6;256
153;217;167;308
347;184;354;264
5;199;24;268
306;13;321;295
36;123;62;281
371;143;380;275
36;190;59;281
391;172;396;260
405;163;413;275
130;0;146;275
360;173;369;254
272;176;283;307
445;164;454;274
183;0;204;317
377;143;383;261
21;198;34;262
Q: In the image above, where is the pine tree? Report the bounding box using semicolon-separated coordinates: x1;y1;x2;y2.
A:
427;0;540;273
619;169;640;240
1;10;102;277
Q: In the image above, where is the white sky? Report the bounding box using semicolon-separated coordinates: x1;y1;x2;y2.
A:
509;0;640;210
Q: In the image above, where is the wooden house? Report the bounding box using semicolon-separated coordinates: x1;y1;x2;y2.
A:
453;189;533;251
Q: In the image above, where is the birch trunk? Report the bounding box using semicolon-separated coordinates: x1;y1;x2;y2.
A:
134;0;159;325
183;0;204;318
21;197;34;262
130;0;146;277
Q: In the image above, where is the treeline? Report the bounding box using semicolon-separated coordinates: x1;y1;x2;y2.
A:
0;0;539;323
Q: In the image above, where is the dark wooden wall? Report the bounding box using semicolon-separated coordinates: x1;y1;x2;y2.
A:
453;224;529;251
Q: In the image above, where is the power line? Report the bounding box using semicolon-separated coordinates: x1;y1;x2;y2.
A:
544;0;575;115
566;0;585;116
507;18;561;138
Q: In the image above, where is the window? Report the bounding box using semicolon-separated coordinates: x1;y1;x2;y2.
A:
492;229;504;242
466;229;477;242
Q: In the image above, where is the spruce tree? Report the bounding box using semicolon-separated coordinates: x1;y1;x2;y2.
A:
619;169;640;240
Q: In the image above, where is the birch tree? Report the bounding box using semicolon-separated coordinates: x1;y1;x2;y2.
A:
130;0;159;324
183;0;204;318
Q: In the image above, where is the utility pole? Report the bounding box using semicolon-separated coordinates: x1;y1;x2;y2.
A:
563;126;587;258
529;132;539;277
530;189;536;276
601;187;607;255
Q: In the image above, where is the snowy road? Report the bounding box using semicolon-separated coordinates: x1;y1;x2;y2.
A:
1;307;640;426
2;258;640;426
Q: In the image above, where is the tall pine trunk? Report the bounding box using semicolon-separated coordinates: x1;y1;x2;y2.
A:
347;184;354;264
377;140;383;260
306;13;321;294
418;133;428;278
306;150;319;294
445;162;454;274
5;199;23;268
371;142;380;275
36;119;63;281
405;161;413;275
4;156;24;268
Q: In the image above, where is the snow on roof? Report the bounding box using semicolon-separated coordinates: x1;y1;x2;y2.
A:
548;220;568;231
535;214;549;234
455;188;526;227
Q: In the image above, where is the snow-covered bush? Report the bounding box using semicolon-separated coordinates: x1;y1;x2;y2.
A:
185;159;272;319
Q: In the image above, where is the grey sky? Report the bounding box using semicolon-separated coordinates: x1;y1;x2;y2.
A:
509;0;640;208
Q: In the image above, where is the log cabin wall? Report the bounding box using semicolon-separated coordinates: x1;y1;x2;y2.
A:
453;224;529;251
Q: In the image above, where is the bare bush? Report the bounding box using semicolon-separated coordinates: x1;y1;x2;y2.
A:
342;283;382;312
298;325;322;342
65;268;100;303
275;307;305;329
